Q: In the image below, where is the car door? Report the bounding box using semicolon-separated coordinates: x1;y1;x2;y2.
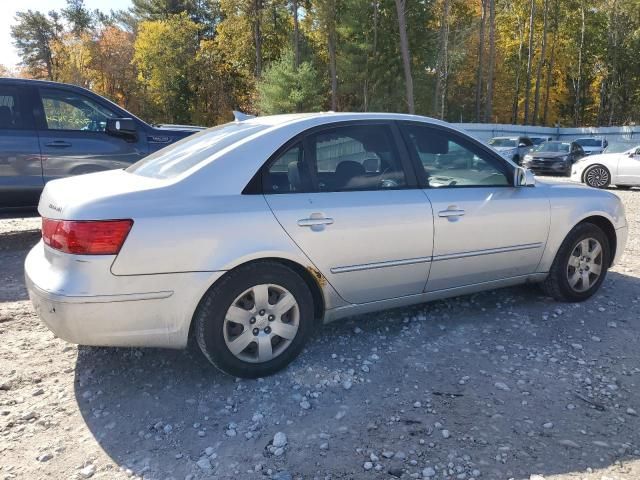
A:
35;87;148;182
264;121;434;304
399;122;550;292
0;83;43;209
616;147;640;185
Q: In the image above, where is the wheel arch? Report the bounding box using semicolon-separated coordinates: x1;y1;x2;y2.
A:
187;257;329;342
577;215;617;267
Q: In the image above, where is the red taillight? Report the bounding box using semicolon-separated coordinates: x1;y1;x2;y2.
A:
42;218;133;255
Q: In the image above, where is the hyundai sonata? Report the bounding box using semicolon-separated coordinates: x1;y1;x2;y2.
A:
25;113;628;377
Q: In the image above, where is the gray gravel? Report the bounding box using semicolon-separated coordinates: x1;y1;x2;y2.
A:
1;184;640;479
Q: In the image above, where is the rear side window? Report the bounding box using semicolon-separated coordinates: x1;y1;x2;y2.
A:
40;88;115;131
128;122;266;179
263;143;312;193
309;124;407;191
0;86;26;129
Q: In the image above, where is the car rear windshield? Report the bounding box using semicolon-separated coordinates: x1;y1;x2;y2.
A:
533;142;570;153
127;122;266;179
488;138;517;147
575;138;602;147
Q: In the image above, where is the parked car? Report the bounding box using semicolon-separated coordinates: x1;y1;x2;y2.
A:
521;141;585;176
0;78;204;210
574;137;608;156
488;136;533;164
571;145;640;189
529;136;552;146
26;113;628;378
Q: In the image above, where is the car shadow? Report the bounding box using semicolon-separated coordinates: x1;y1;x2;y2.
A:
73;270;640;479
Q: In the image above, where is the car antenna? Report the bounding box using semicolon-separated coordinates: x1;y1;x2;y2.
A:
233;110;256;122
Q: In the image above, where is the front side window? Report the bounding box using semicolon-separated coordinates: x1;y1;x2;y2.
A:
310;124;407;191
0;87;25;129
401;124;510;188
40;88;116;132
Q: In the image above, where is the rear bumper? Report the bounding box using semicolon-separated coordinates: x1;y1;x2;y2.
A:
25;241;224;348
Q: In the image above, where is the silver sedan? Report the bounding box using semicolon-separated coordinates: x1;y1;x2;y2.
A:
25;113;628;377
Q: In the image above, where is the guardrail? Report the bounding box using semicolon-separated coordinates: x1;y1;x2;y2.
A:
452;123;640;143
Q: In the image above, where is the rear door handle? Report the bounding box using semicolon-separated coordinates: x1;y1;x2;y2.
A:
45;141;72;148
297;213;334;231
438;208;465;218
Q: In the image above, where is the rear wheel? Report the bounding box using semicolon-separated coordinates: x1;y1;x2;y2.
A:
583;165;610;188
542;222;610;302
194;261;315;378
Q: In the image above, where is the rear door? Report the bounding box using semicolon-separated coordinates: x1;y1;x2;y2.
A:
399;122;550;292
0;83;42;209
264;121;434;304
35;87;148;182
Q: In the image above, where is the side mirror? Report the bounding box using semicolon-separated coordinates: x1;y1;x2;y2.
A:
514;166;535;187
106;118;137;141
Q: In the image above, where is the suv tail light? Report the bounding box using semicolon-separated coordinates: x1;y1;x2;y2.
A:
42;218;133;255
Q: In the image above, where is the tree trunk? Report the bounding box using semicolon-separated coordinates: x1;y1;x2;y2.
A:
292;0;300;69
543;0;558;125
253;0;263;77
523;0;536;124
485;0;495;122
511;13;525;123
532;0;548;125
328;16;337;110
395;0;415;114
573;4;585;126
433;0;450;119
475;0;487;122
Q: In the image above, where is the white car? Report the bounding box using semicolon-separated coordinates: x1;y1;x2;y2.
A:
571;145;640;189
574;137;608;156
25;112;628;377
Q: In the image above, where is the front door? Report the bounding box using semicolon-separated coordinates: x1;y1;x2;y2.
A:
264;122;434;304
616;149;640;185
35;87;147;182
0;84;43;209
399;122;550;292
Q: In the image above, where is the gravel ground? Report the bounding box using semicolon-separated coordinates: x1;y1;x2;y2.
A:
1;183;640;480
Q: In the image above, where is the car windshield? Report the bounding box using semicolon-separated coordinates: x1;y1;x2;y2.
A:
127;122;266;179
533;142;570;153
575;138;602;147
488;138;517;147
530;137;547;145
604;142;639;154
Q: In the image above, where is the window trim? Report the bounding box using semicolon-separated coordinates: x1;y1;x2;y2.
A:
247;120;420;195
397;121;516;189
34;86;118;133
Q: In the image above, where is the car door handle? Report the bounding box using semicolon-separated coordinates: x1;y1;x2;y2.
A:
297;216;334;227
438;208;465;218
45;141;72;148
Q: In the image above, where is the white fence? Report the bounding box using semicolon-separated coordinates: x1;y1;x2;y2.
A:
452;123;640;143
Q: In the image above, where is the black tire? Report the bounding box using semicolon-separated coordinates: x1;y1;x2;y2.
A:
583;165;611;189
541;222;610;302
194;261;315;378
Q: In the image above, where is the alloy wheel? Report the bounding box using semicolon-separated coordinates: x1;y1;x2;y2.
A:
585;167;609;188
566;237;603;292
223;284;299;363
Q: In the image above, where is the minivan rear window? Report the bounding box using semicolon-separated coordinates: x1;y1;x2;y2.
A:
127;122;266;179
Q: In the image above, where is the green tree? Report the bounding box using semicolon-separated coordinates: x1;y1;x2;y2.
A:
257;49;324;113
11;10;63;79
133;13;199;122
62;0;94;35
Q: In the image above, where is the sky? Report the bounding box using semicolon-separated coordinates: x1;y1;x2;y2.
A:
0;0;132;69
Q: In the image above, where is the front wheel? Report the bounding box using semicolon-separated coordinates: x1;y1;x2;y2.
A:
542;222;610;302
583;165;610;188
194;261;315;378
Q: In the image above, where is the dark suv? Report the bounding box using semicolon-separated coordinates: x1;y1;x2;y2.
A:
0;78;204;210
